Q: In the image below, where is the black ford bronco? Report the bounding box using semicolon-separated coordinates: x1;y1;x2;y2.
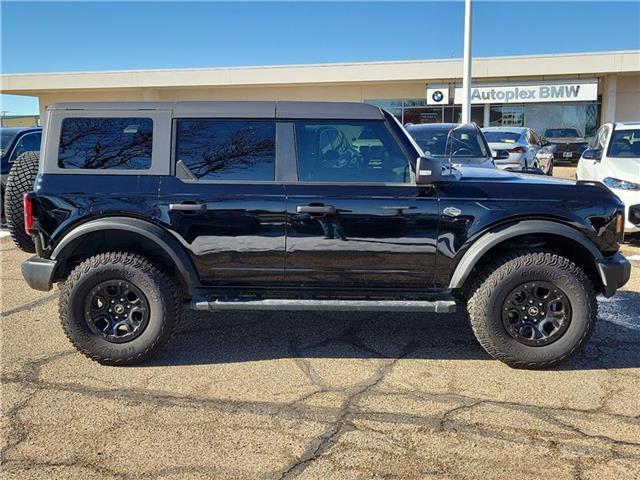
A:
14;101;631;368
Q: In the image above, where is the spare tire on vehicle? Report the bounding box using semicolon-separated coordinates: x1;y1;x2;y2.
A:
4;151;39;253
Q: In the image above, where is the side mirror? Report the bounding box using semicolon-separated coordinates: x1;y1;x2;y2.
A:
492;149;509;160
582;149;602;161
541;139;551;147
415;156;442;184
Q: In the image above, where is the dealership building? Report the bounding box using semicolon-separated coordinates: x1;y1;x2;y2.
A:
1;50;638;138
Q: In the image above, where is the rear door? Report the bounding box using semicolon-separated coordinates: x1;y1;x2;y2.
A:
157;109;287;287
283;118;439;291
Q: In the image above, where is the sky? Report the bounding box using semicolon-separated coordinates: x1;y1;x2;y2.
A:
1;1;639;115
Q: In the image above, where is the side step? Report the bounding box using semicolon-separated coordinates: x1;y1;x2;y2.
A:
192;298;457;313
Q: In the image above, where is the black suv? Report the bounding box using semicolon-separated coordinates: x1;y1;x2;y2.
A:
15;102;630;369
1;126;42;207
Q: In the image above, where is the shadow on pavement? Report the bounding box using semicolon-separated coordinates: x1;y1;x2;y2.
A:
143;290;640;370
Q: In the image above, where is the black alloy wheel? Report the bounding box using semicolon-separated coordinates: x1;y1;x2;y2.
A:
84;280;150;343
501;281;571;346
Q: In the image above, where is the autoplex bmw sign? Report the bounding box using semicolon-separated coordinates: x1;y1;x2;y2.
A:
453;80;598;104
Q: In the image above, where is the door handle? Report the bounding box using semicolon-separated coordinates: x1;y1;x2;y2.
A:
169;202;207;212
296;205;336;215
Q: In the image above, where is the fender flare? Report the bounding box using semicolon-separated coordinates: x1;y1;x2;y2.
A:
51;217;200;289
448;219;603;289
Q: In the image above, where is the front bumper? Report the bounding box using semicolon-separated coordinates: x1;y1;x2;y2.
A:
596;252;631;298
21;256;57;291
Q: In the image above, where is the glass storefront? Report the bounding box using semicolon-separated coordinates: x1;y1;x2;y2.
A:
367;98;601;139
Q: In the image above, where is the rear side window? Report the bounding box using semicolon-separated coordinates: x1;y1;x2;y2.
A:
295;120;410;183
58;117;153;170
176;119;275;181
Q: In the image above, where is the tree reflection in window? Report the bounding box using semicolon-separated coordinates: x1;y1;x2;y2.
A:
176;120;275;180
58;117;153;170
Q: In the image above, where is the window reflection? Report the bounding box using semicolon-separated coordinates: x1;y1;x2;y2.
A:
176;120;275;181
58;117;153;170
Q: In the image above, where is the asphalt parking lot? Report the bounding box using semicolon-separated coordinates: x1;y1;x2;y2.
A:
2;169;640;479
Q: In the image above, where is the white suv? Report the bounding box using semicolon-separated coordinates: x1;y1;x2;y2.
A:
577;122;640;234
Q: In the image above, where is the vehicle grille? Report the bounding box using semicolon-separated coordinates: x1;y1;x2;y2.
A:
629;204;640;227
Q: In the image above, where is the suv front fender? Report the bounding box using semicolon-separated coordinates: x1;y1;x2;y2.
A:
448;220;606;291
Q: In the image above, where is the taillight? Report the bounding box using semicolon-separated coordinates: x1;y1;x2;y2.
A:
23;193;36;234
508;146;526;154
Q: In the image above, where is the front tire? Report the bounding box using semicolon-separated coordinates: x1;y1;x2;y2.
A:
467;251;597;369
59;252;181;365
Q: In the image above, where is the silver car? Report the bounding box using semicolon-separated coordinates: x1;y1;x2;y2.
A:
481;126;554;175
405;123;496;168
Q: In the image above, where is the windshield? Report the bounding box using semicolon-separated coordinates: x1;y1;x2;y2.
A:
409;126;489;161
608;129;640;158
1;130;18;154
544;128;580;138
482;131;521;144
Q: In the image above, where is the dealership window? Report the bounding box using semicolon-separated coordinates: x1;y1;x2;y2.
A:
367;98;601;139
58;117;153;170
175;119;275;181
295;120;410;183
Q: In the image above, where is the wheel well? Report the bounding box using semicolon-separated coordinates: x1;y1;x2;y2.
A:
461;233;602;295
52;229;189;294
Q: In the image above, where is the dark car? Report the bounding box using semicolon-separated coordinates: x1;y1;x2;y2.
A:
1;126;42;202
12;101;630;369
405;123;496;168
542;127;589;164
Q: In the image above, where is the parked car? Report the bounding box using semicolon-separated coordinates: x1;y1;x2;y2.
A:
482;126;554;175
13;101;630;369
1;127;42;220
577;122;640;234
405;123;496;168
543;127;589;164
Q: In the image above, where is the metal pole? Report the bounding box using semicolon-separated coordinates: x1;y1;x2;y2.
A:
461;0;472;124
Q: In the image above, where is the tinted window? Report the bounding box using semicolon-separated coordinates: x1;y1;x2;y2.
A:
58;118;152;170
408;125;488;160
176;119;275;180
295;120;409;183
544;128;580;138
482;131;521;144
608;129;640;158
11;132;42;161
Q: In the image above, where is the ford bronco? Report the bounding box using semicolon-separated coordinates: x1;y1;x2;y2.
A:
14;101;631;368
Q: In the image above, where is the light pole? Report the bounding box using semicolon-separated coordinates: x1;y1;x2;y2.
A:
461;0;472;124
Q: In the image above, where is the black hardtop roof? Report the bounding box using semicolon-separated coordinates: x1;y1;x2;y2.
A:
47;101;384;120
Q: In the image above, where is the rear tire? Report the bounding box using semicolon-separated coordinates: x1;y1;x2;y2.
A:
5;151;39;253
467;250;597;369
59;252;181;365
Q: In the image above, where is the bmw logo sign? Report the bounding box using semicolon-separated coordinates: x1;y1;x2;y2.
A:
432;90;444;103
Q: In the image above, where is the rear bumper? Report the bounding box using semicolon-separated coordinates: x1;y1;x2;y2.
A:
596;252;631;298
21;256;57;291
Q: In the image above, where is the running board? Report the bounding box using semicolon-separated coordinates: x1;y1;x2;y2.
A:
192;298;457;313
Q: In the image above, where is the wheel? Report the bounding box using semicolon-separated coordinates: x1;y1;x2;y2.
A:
4;151;39;253
467;250;597;369
59;252;181;365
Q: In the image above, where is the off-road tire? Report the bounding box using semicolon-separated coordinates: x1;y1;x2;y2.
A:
5;151;39;253
59;252;181;365
467;250;597;369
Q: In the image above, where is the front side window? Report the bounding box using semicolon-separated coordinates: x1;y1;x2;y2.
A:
608;129;640;158
295;120;409;183
176;119;275;181
58;117;153;170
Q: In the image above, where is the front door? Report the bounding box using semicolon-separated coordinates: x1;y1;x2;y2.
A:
284;119;439;291
157;118;286;287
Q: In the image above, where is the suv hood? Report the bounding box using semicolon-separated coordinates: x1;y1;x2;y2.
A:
456;165;574;185
603;157;640;182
